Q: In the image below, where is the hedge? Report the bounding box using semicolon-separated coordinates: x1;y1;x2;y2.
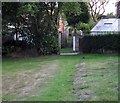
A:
81;34;120;53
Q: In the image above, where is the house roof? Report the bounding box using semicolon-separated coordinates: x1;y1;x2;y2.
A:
91;18;120;32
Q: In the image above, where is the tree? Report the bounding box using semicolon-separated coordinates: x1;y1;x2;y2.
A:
2;2;20;23
17;2;61;54
116;1;120;18
106;12;115;18
89;0;109;22
2;2;61;55
78;2;90;23
61;2;90;27
2;2;21;34
76;22;90;34
2;2;90;55
61;2;82;27
2;2;23;55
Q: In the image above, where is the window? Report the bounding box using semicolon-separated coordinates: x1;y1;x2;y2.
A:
104;23;113;25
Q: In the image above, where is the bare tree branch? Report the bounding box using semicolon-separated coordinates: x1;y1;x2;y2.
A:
88;0;109;22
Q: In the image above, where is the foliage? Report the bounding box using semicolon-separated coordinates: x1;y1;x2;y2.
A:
2;2;60;55
106;12;116;18
2;2;21;37
29;2;59;55
61;2;90;27
2;2;91;56
17;3;39;16
2;2;20;23
78;2;90;23
76;23;90;34
81;34;120;53
116;1;120;18
88;17;97;29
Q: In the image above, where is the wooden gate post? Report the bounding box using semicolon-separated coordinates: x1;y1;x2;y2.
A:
58;32;61;50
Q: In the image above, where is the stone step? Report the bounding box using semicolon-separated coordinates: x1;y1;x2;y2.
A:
60;52;79;55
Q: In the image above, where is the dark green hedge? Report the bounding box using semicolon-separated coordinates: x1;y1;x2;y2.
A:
81;34;120;53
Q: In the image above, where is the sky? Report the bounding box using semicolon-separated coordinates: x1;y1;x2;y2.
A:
104;0;117;15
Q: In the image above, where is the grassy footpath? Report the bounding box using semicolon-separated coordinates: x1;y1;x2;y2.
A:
93;55;118;101
74;54;118;101
2;54;118;101
26;56;80;101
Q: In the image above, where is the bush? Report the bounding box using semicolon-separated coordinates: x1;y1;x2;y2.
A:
81;34;120;53
33;28;59;55
76;23;90;34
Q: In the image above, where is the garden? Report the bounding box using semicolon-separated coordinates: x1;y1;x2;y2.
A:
1;2;119;102
2;54;118;101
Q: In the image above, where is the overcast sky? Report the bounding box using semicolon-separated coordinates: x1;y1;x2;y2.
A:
104;0;117;15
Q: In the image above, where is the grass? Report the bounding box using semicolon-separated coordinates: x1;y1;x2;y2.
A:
26;56;80;101
0;60;2;101
78;54;118;101
60;48;73;53
2;54;118;101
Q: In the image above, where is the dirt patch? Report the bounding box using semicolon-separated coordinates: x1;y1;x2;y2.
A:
73;63;91;100
2;61;59;100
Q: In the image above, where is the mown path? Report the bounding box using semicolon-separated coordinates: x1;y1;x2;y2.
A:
73;62;91;100
2;54;118;101
2;61;59;101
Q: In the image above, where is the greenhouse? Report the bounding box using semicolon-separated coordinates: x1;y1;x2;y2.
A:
90;18;120;35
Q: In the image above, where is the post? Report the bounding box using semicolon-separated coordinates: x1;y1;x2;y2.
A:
73;36;75;51
58;32;61;50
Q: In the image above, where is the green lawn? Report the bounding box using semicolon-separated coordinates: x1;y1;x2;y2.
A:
2;54;118;101
60;48;73;53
